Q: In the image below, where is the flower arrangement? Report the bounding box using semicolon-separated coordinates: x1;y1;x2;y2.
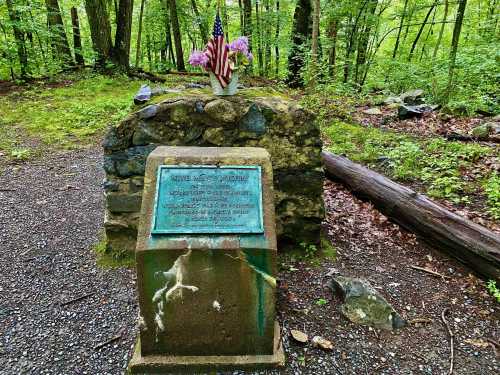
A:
189;36;253;95
189;36;253;72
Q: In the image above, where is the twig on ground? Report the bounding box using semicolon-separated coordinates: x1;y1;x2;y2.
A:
94;332;123;350
486;338;499;357
373;363;388;372
441;308;454;374
332;358;344;375
409;317;434;324
410;265;450;279
0;188;15;192
60;292;94;306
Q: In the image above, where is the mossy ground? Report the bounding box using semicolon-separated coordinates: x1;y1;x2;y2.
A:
0;71;142;162
93;235;135;269
322;120;498;220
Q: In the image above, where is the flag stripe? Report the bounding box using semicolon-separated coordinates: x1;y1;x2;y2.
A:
207;14;231;88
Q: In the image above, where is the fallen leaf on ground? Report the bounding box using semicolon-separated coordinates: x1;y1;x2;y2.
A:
464;338;490;348
312;336;334;350
290;329;308;343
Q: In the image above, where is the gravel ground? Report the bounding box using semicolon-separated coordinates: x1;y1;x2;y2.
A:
0;147;498;375
0;148;137;374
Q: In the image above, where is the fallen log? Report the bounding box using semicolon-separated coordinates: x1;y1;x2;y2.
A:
321;151;500;282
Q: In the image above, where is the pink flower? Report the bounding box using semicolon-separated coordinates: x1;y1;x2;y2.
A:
229;36;249;54
188;50;209;68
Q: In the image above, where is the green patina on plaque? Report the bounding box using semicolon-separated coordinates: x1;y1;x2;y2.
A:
152;165;264;234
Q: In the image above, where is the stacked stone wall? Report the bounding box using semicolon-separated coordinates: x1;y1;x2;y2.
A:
103;88;324;253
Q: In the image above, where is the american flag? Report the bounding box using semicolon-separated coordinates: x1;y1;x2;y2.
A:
206;13;232;88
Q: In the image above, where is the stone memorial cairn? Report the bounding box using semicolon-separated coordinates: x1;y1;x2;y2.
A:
128;146;284;372
103;89;324;255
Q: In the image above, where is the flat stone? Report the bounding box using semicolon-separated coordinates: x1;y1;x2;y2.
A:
202;127;225;146
204;99;238;123
106;145;156;178
383;96;402;105
471;122;500;140
132;122;163;145
362;107;382;115
106;193;142;213
401;89;424;105
330;276;406;330
239;104;267;135
134;85;152;105
138;104;159;120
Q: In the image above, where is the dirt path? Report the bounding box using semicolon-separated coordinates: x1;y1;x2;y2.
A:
0;148;497;374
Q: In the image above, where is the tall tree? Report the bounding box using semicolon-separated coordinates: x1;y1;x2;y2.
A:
136;0;146;67
242;0;253;71
310;0;320;84
408;0;438;61
286;0;312;87
191;0;208;43
432;0;449;58
355;0;378;84
392;0;409;58
169;0;185;71
327;17;338;77
70;7;84;65
445;0;467;101
264;0;272;75
45;0;73;65
274;0;280;76
112;0;134;69
84;0;113;65
238;0;244;35
5;0;28;78
255;0;263;75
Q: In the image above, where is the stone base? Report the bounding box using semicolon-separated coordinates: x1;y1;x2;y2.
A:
128;322;285;374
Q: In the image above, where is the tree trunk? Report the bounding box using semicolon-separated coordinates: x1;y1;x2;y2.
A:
433;0;449;59
84;0;113;65
70;7;84;65
255;0;264;75
243;0;253;72
135;0;146;67
169;0;185;71
222;0;229;40
113;0;134;70
355;0;378;85
274;0;280;77
45;0;73;65
286;0;312;87
191;0;208;43
322;151;500;282
445;0;467;102
6;0;28;78
310;0;320;84
0;20;16;79
408;1;438;62
392;0;408;58
327;18;337;78
238;0;244;35
264;0;272;75
344;1;368;83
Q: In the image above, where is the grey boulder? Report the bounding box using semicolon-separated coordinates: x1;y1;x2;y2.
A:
330;276;406;330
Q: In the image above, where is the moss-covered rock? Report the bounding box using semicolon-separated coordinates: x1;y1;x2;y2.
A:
330;276;406;330
102;88;324;253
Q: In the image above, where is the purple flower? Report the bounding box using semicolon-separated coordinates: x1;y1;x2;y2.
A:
229;36;249;54
188;50;209;68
